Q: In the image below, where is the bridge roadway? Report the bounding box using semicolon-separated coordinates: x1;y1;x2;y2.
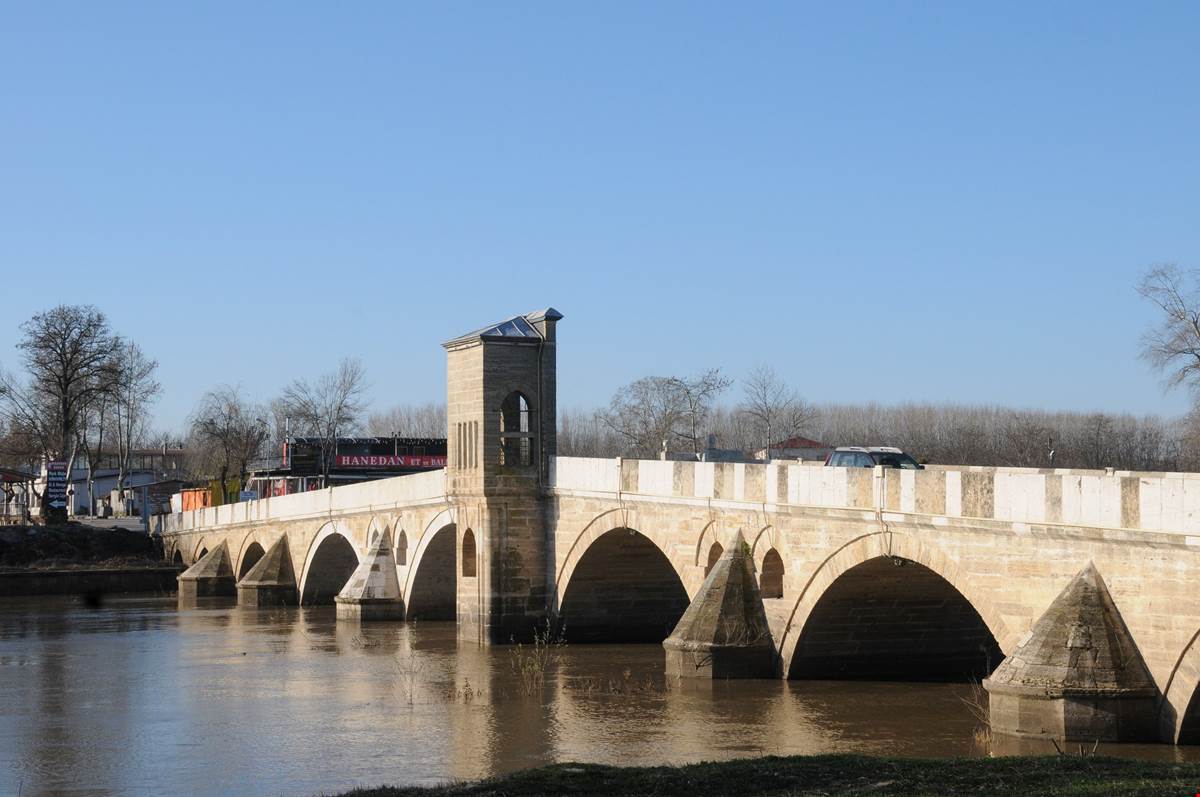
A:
158;455;1200;743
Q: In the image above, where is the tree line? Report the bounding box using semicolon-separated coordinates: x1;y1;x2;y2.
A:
561;399;1193;471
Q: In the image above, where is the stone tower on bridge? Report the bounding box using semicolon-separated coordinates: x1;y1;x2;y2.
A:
443;308;562;643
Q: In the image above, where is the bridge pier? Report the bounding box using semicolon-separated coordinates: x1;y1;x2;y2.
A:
237;536;297;607
336;529;403;621
177;541;236;604
984;562;1160;742
663;532;777;679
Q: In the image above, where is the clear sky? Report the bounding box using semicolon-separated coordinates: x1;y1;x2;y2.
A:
2;3;1198;432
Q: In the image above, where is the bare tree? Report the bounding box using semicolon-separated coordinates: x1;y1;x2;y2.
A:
558;408;623;458
597;369;732;459
599;376;686;458
1138;264;1200;394
999;412;1053;468
190;386;268;504
77;382;112;515
1073;413;1114;470
739;365;816;458
0;306;117;468
0;305;119;517
108;340;161;505
280;358;368;483
0;368;58;469
668;369;732;458
367;402;447;438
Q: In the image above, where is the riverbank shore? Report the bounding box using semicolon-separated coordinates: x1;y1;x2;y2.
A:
0;565;180;596
0;521;159;566
331;754;1200;796
0;522;177;596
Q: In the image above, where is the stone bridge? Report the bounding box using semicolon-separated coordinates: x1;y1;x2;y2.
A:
157;307;1200;745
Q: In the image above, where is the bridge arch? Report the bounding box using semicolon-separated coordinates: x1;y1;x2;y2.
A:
403;510;457;620
171;549;183;565
192;538;209;563
557;526;689;642
298;520;359;605
557;509;692;602
237;540;266;579
778;532;1014;680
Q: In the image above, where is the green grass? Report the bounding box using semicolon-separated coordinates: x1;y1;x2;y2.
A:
330;754;1200;797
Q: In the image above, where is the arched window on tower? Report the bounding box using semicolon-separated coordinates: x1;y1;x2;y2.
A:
499;391;534;467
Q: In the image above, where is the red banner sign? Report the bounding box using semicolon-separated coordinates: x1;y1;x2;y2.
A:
335;455;446;469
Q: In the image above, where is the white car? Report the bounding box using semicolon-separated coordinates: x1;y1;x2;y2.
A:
824;446;924;469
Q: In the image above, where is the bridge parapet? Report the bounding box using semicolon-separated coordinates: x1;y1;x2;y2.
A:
154;469;447;535
549;456;1200;536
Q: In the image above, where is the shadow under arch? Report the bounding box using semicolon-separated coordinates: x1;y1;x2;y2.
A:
238;540;266;579
760;548;784;599
788;555;1002;681
395;528;409;566
778;532;1015;680
1177;689;1200;745
171;549;183;565
405;521;457;620
299;521;359;605
1161;627;1200;743
556;510;692;604
693;519;721;567
557;527;689;643
704;541;723;577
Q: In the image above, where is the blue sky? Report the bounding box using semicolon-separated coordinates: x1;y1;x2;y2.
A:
2;3;1198;432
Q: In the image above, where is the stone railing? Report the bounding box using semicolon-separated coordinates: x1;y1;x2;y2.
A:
153;469;447;535
548;456;1200;536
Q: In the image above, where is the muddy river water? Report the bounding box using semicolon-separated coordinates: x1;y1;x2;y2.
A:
1;595;1196;797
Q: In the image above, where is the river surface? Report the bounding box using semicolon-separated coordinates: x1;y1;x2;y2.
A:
1;595;1197;797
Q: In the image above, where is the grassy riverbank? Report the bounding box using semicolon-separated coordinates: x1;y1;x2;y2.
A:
332;754;1200;796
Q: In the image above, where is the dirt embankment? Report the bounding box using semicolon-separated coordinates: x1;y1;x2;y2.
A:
0;523;163;571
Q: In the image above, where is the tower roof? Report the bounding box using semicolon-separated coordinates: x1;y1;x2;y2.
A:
443;308;562;348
